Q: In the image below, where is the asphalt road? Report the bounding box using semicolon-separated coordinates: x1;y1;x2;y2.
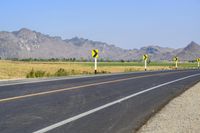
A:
0;70;200;133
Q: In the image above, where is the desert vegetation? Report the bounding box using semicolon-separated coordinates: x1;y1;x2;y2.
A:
0;60;198;80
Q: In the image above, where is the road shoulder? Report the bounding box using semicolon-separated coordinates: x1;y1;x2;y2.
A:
137;81;200;133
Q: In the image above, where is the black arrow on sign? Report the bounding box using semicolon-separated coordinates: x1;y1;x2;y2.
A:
144;55;147;60
93;50;98;57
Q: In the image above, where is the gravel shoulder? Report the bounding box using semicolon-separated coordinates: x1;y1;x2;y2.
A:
137;82;200;133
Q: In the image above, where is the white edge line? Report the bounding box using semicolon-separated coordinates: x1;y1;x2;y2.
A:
33;73;200;133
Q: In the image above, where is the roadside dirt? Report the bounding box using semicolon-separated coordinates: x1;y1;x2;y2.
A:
137;82;200;133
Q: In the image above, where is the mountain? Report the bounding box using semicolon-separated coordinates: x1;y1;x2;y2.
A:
0;28;76;59
177;41;200;61
0;28;199;61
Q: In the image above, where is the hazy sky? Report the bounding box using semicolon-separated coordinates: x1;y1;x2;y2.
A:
0;0;200;49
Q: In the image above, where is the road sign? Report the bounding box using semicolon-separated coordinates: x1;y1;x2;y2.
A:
173;56;179;69
92;49;99;58
173;56;178;62
197;58;200;62
143;54;148;61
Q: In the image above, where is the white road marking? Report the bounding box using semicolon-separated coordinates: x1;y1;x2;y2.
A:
33;73;200;133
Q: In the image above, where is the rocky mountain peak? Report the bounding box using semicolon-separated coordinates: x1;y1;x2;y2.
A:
14;28;34;35
13;28;38;41
184;41;200;51
19;28;33;32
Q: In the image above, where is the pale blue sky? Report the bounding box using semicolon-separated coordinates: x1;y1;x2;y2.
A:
0;0;200;49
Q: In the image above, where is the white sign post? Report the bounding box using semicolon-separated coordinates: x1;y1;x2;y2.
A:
145;60;147;71
92;49;99;74
197;58;200;69
143;54;148;71
95;57;97;74
175;61;178;69
173;56;178;70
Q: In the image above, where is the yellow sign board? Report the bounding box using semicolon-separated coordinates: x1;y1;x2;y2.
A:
143;54;148;61
197;58;200;62
173;56;178;62
92;49;99;58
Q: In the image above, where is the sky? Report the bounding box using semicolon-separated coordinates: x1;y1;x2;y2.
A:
0;0;200;49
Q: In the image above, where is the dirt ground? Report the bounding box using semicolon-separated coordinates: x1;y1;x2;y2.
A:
137;82;200;133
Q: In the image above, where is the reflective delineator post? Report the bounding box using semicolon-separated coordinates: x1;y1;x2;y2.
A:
143;54;148;71
92;49;99;74
175;61;178;69
94;57;97;74
145;60;147;71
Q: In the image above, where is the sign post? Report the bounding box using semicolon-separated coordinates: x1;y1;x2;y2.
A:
95;57;97;74
173;56;179;70
143;54;148;71
145;59;147;71
197;58;200;69
92;49;99;74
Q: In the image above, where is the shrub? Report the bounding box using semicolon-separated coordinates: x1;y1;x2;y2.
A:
26;69;46;78
26;69;35;78
54;68;69;76
34;70;46;77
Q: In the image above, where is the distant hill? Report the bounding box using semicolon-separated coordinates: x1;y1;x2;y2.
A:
177;41;200;61
0;28;199;61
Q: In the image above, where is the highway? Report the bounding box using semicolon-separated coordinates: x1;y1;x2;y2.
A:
0;70;200;133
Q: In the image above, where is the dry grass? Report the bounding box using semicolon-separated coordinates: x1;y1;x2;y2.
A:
0;60;91;79
0;60;174;80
